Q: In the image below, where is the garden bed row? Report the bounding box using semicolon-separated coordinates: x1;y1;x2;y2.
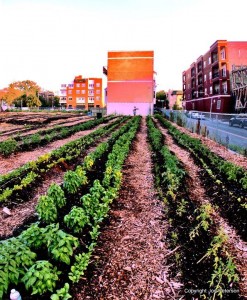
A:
0;116;141;299
0;116;114;157
0;116;127;207
155;115;247;241
147;116;240;300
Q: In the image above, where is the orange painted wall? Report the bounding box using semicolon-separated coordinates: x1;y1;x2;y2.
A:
107;51;154;104
66;76;103;110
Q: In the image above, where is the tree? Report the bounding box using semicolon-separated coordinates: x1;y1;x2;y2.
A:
156;90;169;109
5;80;41;108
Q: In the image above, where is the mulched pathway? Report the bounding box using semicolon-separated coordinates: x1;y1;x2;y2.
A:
156;121;247;298
72;118;183;300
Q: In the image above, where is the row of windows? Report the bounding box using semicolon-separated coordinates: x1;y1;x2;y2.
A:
75;83;101;88
67;90;101;95
67;96;101;102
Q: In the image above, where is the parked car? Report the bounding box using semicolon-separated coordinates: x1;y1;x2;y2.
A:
229;115;247;128
187;111;206;120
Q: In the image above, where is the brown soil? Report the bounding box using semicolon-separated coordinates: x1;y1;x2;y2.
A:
1;116;246;299
72;118;183;299
156;121;247;298
0;118;118;239
0;120;109;175
0;115;93;142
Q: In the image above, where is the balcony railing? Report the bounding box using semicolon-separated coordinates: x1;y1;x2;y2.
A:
212;72;219;79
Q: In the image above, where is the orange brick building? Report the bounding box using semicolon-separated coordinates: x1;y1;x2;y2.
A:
60;75;103;110
103;51;155;116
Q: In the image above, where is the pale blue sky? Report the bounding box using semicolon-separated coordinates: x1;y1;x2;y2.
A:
0;0;246;93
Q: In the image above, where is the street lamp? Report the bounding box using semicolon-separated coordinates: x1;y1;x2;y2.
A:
210;98;215;119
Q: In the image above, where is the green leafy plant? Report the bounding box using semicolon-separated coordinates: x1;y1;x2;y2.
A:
31;133;41;145
64;206;89;233
189;203;214;240
36;195;58;223
0;138;18;156
50;283;72;300
47;229;79;265
22;260;61;295
69;251;92;283
63;170;83;194
0;238;36;298
18;222;45;249
47;183;66;208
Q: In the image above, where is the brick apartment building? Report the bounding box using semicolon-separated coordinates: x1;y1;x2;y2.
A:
103;50;155;116
182;40;247;113
59;75;103;110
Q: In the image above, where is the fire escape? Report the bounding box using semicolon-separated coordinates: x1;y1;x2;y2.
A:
231;65;247;111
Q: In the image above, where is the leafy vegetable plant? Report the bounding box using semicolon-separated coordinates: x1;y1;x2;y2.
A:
22;260;61;295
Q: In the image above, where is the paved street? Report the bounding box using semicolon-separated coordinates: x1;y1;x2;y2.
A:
186;117;247;149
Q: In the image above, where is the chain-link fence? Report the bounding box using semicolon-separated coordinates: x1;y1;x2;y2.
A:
163;109;247;156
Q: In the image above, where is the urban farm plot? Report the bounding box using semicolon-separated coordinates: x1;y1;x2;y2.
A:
0;112;246;299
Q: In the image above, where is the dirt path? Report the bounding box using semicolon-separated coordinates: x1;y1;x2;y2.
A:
0;120;118;239
0;119;114;175
156;121;247;298
73;118;183;300
0;116;93;142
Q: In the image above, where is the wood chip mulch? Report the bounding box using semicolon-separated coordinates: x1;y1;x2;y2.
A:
156;122;247;298
73;118;183;300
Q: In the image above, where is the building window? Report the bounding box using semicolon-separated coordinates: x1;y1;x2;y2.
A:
210;86;212;94
221;48;226;60
96;83;100;87
88;97;94;103
68;84;74;88
76;90;80;94
81;90;85;94
89;84;94;88
96;96;100;101
96;90;100;94
76;83;80;87
222;82;227;94
68;97;72;101
204;61;206;68
208;57;211;64
216;99;221;109
61;84;66;88
204;88;207;95
68;90;72;94
76;97;85;103
88;90;94;95
209;72;212;80
82;83;86;87
204;74;207;81
222;65;227;77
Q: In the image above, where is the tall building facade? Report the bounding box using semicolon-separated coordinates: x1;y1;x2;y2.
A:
104;51;155;116
167;89;183;109
59;75;103;110
182;40;247;113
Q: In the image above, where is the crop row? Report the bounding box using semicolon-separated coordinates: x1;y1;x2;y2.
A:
0;116;141;299
0;116;114;156
147;116;240;299
0;116;128;206
155;115;247;240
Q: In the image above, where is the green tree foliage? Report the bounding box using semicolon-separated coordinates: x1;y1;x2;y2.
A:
156;90;169;108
